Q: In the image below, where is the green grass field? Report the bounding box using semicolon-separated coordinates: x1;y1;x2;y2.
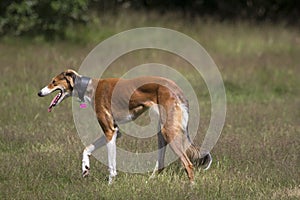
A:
0;13;299;199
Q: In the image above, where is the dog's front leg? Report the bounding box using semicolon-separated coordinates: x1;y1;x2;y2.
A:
106;128;118;184
82;135;107;177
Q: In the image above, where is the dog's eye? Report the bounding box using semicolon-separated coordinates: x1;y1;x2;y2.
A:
52;80;57;86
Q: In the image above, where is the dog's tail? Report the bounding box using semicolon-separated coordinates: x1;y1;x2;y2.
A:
185;143;212;170
180;103;212;170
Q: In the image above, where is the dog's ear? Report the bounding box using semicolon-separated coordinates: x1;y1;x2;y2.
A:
64;70;77;88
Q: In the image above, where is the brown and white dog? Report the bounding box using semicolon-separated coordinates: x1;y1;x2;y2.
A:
38;69;212;184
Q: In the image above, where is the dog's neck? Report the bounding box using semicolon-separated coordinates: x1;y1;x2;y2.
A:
83;79;98;105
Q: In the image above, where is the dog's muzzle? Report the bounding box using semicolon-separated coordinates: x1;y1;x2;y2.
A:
37;91;43;97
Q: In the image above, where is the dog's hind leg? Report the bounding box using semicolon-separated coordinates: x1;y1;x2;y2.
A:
168;133;195;184
82;135;107;177
156;90;195;183
150;126;167;179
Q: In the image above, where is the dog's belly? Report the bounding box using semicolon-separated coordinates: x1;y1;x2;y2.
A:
112;105;147;124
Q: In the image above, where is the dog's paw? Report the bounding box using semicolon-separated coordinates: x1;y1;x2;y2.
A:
149;173;156;179
82;166;90;178
108;175;116;185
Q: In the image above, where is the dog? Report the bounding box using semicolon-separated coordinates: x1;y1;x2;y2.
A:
38;69;212;184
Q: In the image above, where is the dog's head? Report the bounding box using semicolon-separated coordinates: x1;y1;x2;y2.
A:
38;69;78;112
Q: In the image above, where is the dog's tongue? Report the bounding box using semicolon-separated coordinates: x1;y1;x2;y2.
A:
48;93;60;112
48;106;53;112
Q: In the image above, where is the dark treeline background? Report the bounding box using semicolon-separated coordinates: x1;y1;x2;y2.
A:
1;0;299;38
93;0;300;21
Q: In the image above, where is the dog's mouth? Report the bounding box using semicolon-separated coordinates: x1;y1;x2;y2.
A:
48;89;63;112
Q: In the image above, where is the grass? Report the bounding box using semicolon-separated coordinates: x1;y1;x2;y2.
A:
0;11;299;199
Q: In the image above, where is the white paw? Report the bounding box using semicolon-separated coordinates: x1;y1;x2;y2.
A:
82;165;90;177
108;175;115;185
149;173;156;179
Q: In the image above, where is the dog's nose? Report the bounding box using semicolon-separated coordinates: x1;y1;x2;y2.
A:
38;91;43;97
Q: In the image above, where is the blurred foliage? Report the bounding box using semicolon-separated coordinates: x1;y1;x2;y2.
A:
0;0;299;38
0;0;89;38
